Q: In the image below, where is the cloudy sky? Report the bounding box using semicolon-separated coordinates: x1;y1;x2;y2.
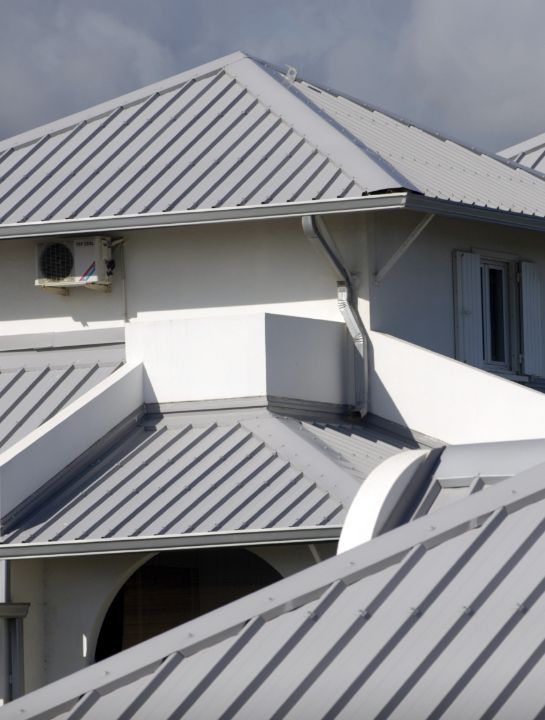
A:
1;0;544;153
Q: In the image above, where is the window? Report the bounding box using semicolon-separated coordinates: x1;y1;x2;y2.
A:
454;250;545;377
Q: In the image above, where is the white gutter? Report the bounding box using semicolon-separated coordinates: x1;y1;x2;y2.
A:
1;192;545;241
302;215;368;416
0;195;408;240
0;526;341;560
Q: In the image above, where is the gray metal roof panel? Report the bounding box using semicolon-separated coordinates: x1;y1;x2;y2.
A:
8;462;545;719
299;419;421;484
2;52;545;232
500;132;545;175
0;55;372;228
0;410;414;549
293;77;545;217
0;344;124;452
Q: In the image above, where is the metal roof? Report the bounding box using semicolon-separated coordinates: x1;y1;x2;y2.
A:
0;343;123;452
7;448;545;719
499;132;545;174
0;409;420;557
283;69;545;218
1;51;545;238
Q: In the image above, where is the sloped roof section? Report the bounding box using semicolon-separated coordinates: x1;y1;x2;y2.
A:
7;454;545;719
0;52;398;228
279;67;545;217
0;343;123;452
499;132;545;174
1;51;545;236
0;408;420;556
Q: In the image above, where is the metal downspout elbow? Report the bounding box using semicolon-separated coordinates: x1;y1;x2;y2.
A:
302;215;369;416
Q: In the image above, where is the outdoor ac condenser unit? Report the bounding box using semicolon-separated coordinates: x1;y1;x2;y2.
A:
35;237;113;289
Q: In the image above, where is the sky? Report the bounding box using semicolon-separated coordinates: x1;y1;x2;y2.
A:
1;0;544;153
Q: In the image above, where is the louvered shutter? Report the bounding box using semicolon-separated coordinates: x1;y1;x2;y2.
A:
454;251;483;367
521;261;545;377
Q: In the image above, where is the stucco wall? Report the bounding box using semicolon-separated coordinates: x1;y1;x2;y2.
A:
10;542;335;693
369;211;545;357
0;214;368;338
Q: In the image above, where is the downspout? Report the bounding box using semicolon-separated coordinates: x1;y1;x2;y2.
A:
302;215;368;416
0;561;9;704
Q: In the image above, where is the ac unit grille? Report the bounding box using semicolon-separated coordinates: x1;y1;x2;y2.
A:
40;243;74;281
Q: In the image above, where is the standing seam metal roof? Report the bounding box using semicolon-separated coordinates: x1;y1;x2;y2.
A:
0;410;419;552
1;51;545;230
286;71;545;217
0;54;372;226
0;344;124;452
7;452;545;719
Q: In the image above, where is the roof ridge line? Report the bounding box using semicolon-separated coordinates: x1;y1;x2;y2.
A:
240;414;360;509
226;56;416;195
0;51;249;154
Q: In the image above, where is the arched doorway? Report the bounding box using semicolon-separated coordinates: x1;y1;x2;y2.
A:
95;547;282;661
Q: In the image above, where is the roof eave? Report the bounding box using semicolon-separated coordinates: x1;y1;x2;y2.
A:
0;192;544;241
0;526;342;559
405;194;545;232
0;194;410;239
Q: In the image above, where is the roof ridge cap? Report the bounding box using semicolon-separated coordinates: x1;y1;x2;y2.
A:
226;56;416;194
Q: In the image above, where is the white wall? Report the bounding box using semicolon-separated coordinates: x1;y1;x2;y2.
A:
368;211;545;357
10;553;151;689
0;363;143;520
10;543;332;692
126;313;353;407
0;214;367;339
369;330;545;443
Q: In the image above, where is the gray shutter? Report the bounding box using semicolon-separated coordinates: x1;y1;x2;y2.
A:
454;251;483;367
521;261;545;377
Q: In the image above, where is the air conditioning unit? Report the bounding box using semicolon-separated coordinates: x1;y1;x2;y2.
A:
35;237;113;290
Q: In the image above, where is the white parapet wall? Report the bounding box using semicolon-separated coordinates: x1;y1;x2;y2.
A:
126;313;353;407
0;363;144;520
370;330;545;443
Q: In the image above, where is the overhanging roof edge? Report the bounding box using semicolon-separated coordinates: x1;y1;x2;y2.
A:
0;526;341;559
405;194;545;232
1;193;543;241
0;194;409;239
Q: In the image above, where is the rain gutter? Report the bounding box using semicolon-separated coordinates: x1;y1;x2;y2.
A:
0;526;342;560
1;192;544;241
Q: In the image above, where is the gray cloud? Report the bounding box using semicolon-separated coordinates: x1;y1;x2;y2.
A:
0;0;544;152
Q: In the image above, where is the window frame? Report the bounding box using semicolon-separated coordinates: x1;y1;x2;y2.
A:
454;248;523;376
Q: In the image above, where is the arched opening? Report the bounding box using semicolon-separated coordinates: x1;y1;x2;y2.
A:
95;547;282;661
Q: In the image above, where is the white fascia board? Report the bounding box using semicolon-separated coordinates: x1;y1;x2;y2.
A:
405;194;545;232
0;362;144;520
0;526;341;560
0;194;409;240
227;56;411;193
1;193;545;242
